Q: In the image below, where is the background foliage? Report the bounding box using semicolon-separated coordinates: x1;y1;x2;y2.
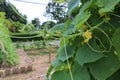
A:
0;0;27;24
0;12;19;65
44;2;67;23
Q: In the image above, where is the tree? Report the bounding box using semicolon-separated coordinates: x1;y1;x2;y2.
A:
44;2;67;23
0;0;27;24
46;0;120;80
31;17;40;29
0;0;4;4
41;21;55;29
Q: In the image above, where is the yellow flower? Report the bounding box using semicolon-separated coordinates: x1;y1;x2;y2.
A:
83;30;92;43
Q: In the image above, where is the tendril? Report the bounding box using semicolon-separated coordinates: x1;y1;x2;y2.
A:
94;36;106;51
96;28;112;52
87;42;106;53
86;21;112;53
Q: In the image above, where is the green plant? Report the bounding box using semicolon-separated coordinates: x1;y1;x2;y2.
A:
21;23;35;32
12;21;24;32
46;0;120;80
12;21;35;33
0;12;19;65
30;40;37;49
15;41;21;48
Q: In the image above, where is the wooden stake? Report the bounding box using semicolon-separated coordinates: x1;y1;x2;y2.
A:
49;44;52;63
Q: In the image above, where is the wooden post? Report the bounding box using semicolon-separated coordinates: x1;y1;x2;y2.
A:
49;44;52;63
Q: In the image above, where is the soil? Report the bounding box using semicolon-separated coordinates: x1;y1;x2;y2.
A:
1;49;56;80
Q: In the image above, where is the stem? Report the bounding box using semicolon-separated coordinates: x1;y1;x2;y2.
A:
90;21;104;31
48;30;82;39
63;37;74;80
107;22;116;30
86;22;91;28
0;32;41;38
110;13;120;18
65;32;82;38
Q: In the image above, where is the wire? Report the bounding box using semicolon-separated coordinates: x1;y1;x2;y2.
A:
11;0;48;5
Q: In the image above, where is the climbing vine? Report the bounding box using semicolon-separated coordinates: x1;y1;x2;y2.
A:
46;0;120;80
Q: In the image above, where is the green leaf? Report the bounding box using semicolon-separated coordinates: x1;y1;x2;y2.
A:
49;23;67;34
88;12;103;26
96;0;120;14
51;61;90;80
49;22;76;36
80;0;95;13
62;24;76;36
89;51;120;80
52;0;66;3
51;70;71;80
57;43;76;61
52;58;63;68
112;28;120;59
46;65;53;78
71;62;90;80
107;70;120;80
72;11;91;29
67;0;80;15
0;12;6;22
71;0;94;28
51;58;67;70
109;15;120;30
75;44;105;66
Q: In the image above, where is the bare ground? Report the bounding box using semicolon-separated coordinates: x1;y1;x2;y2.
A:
1;49;56;80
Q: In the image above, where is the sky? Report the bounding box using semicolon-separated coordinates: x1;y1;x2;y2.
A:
9;0;51;23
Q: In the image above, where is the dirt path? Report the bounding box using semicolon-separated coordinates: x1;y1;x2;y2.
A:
1;54;56;80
